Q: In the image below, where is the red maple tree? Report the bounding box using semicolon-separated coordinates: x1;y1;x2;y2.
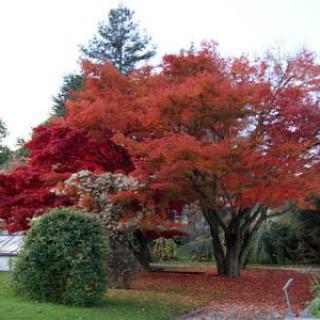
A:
64;44;320;276
0;123;186;271
0;124;133;231
0;165;72;231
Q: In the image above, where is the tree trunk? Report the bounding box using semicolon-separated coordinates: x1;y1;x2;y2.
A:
225;238;241;277
209;235;242;277
204;209;247;277
214;250;227;275
202;206;267;277
204;208;227;275
210;229;227;275
132;230;152;271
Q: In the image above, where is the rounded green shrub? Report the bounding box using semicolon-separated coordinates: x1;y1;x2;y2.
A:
12;208;108;306
152;238;176;261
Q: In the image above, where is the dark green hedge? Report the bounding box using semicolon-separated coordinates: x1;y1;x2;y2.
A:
12;208;108;306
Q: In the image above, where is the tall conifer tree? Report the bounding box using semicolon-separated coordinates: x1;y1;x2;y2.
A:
81;5;155;74
52;5;155;117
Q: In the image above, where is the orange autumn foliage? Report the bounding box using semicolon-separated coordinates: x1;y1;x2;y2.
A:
63;45;320;210
60;43;320;276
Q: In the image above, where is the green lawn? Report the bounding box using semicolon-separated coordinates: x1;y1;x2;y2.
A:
310;297;320;317
154;255;215;266
0;273;192;320
155;254;319;268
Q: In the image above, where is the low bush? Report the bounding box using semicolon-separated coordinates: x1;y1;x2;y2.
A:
152;238;176;261
248;219;307;265
12;208;108;306
249;209;320;265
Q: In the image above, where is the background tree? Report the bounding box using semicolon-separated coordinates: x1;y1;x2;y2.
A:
64;45;320;277
298;200;320;261
80;5;156;74
0;138;30;171
14;138;29;159
52;5;155;117
0;124;133;231
0;119;6;141
249;206;320;265
52;73;84;117
0;119;11;169
0;122;185;274
0;146;11;169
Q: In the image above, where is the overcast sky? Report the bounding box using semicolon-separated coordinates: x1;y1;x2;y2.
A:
0;0;319;147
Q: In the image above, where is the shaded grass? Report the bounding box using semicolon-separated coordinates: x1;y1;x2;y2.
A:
153;255;215;266
310;297;320;317
0;272;196;320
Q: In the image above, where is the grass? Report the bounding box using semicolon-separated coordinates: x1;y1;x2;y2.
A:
0;272;195;320
0;267;315;319
155;254;320;269
153;255;215;266
310;297;320;317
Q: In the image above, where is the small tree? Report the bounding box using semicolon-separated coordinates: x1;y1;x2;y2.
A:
12;208;108;306
61;170;140;289
81;5;155;74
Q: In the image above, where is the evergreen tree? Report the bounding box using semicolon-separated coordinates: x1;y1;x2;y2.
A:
0;146;10;168
0;119;10;168
0;119;6;141
52;73;84;117
15;137;29;159
52;5;155;118
81;5;156;74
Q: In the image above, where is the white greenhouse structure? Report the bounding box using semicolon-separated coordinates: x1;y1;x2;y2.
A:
0;229;23;271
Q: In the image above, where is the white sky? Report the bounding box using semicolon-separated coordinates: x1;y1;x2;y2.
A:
0;0;319;147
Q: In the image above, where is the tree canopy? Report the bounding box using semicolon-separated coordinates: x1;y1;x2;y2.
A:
1;44;320;277
63;44;320;276
0;124;133;231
